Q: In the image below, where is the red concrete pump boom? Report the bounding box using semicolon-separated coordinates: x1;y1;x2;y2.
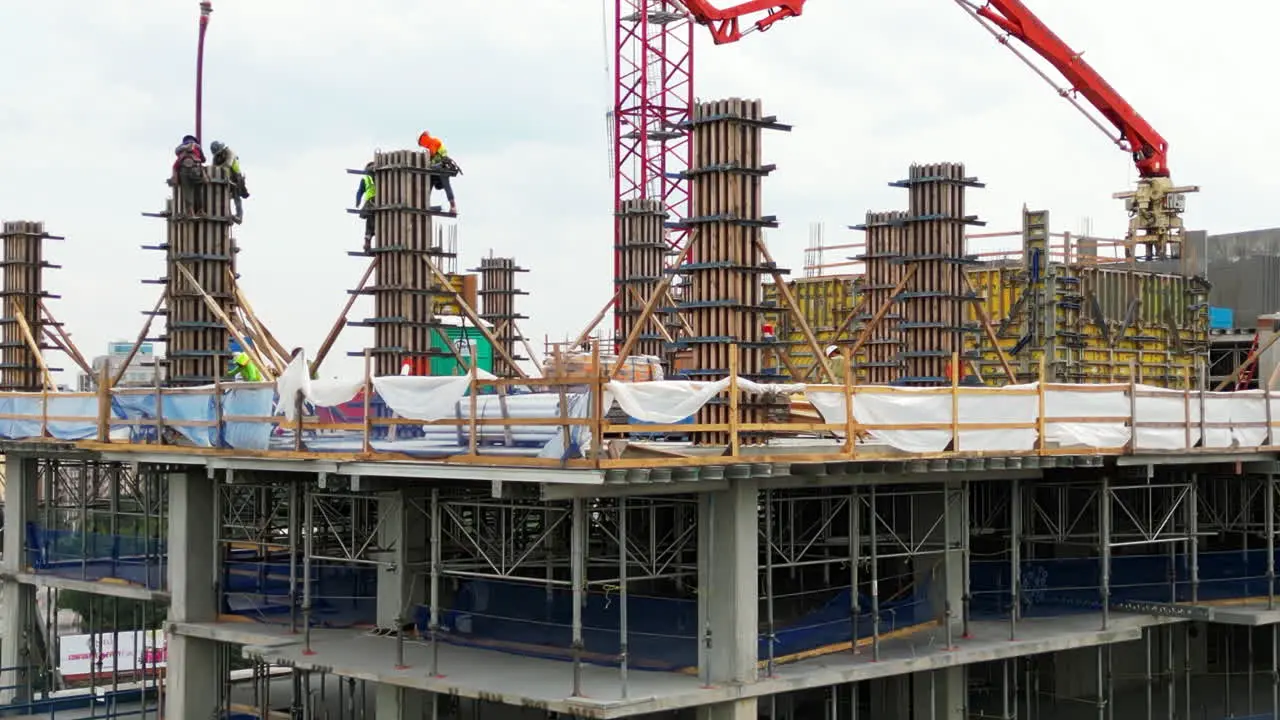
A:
672;0;806;44
678;0;1194;259
963;0;1169;179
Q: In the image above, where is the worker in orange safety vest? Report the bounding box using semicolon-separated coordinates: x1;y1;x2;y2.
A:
417;131;459;215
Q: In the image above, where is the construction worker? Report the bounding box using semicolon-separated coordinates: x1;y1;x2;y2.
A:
226;351;262;382
209;141;249;224
824;345;849;382
417;131;459;214
171;135;207;217
355;162;376;251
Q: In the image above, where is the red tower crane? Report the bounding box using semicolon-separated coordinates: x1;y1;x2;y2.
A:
611;1;806;341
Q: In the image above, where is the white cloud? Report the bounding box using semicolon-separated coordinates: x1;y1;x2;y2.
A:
0;0;1274;383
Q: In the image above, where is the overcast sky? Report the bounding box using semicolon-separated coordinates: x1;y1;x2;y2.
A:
0;1;1272;381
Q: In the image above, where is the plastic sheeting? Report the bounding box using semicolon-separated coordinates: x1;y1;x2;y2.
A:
806;385;1038;453
806;383;1280;454
605;378;804;424
275;353;499;422
111;387;274;450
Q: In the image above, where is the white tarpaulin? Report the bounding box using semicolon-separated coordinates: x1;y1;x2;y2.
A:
604;378;804;424
267;354;1278;455
275;353;496;421
1043;384;1131;449
806;385;1038;453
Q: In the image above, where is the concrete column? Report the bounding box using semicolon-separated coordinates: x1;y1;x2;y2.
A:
909;482;966;720
374;489;430;720
166;469;219;717
0;455;37;703
697;479;760;720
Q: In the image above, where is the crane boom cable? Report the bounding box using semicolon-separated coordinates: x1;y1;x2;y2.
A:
953;0;1122;150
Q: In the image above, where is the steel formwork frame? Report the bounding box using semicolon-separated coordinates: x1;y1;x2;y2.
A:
0;220;60;392
613;0;694;343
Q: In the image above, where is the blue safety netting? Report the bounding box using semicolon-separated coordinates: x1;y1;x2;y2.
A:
970;549;1274;618
220;556;376;628
0;385;590;461
283;389;591;461
0;387;275;450
25;523;166;589
411;578;931;671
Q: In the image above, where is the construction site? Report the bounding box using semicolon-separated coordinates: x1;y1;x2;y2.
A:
4;1;1280;720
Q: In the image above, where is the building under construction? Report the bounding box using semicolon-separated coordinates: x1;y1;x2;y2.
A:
5;3;1280;720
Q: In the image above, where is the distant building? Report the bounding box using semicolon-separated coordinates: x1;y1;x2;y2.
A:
76;341;166;390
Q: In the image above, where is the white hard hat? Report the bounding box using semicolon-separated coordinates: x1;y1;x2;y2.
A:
825;345;840;357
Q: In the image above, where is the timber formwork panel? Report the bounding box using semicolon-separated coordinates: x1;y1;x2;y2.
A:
473;256;528;377
853;211;907;384
162;167;237;386
615;198;671;360
894;163;983;385
679;98;787;445
349;150;456;376
0;221;58;391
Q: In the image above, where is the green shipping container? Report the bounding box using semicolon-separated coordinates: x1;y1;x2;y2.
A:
429;325;494;376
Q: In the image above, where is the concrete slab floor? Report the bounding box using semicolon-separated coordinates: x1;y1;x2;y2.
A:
175;613;1183;719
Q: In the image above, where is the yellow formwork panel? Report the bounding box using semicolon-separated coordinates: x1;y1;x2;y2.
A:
763;276;857;331
963;264;1208;389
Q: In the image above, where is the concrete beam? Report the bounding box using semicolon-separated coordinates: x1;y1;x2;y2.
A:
1;572;169;604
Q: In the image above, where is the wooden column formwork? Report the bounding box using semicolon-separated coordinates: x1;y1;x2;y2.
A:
894;163;984;384
851;211;907;385
615;198;671;361
160;167;238;386
0;221;59;391
349;150;456;377
473;256;528;377
681;98;789;446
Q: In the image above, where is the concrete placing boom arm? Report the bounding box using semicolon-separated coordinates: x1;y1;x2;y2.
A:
672;0;805;44
963;0;1168;178
957;0;1197;260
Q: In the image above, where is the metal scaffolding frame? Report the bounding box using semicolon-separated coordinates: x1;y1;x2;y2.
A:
17;458;1280;718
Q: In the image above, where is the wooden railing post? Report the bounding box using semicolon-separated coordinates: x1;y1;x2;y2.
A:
213;376;225;448
950;351;960;452
468;360;479;456
728;344;740;457
361;350;372;454
1036;355;1046;453
1127;362;1138;454
591;341;605;467
96;361;112;443
842;348;855;455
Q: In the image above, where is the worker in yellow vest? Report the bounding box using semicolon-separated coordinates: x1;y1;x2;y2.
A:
355;162;377;251
226;351;262;382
